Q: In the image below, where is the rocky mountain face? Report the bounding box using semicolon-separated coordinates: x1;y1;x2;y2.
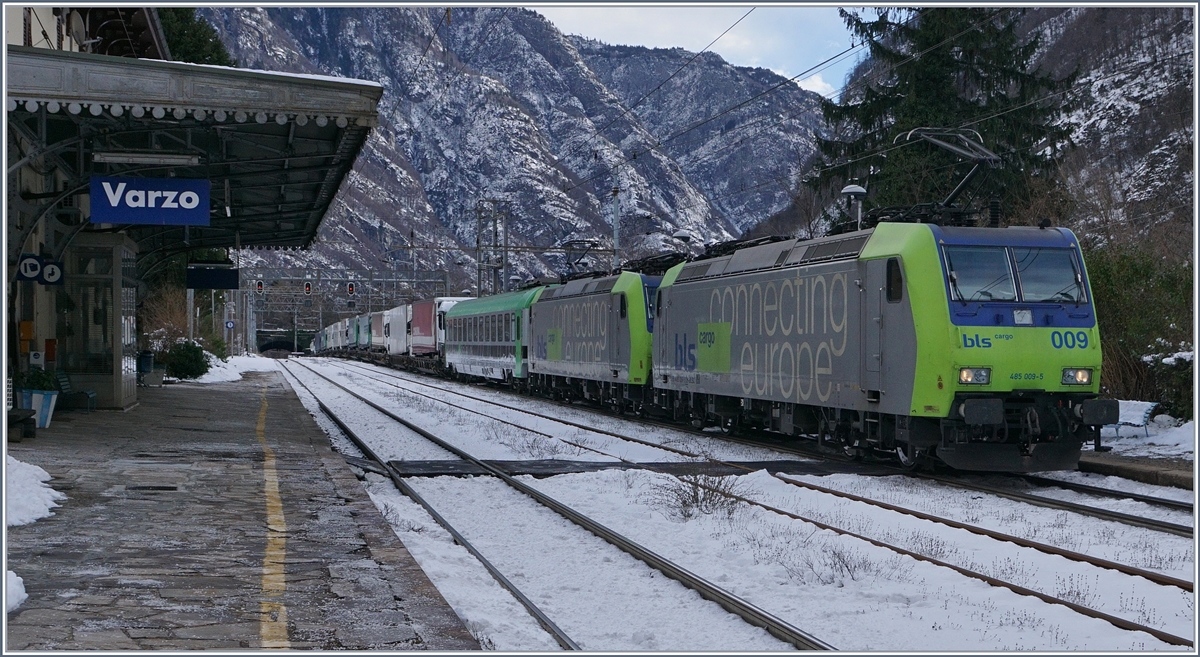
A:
569;36;824;234
1022;7;1193;259
747;8;1193;254
198;7;824;291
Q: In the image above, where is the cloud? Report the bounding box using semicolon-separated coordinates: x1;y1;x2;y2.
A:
798;74;835;97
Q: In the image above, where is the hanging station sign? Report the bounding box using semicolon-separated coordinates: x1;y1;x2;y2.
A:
16;254;64;285
89;176;211;226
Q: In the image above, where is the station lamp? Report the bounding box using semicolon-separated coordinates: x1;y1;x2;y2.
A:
841;184;867;231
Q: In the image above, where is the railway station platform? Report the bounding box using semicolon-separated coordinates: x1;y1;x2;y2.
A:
1079;450;1194;490
6;370;478;650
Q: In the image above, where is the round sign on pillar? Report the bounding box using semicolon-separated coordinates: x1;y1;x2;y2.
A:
17;255;42;281
40;263;62;284
225;320;235;330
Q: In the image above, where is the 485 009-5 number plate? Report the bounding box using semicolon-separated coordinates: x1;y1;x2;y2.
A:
1009;372;1045;381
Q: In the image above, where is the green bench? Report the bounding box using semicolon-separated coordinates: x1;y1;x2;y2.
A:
55;370;97;412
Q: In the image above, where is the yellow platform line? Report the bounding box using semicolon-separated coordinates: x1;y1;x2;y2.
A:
257;386;291;649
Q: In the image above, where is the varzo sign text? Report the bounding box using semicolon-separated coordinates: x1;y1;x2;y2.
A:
89;176;210;226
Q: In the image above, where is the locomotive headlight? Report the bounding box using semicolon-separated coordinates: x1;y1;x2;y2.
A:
959;368;991;385
1062;368;1092;385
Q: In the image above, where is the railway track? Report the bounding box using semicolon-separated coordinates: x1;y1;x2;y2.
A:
1017;473;1194;512
307;358;1194;647
334;359;1193;534
284;360;833;651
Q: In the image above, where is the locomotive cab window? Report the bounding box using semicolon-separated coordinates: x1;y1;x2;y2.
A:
1013;247;1087;303
655;290;663;318
943;246;1016;302
886;258;903;303
618;293;627;319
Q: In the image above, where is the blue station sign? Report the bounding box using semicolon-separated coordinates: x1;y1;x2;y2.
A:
90;176;211;226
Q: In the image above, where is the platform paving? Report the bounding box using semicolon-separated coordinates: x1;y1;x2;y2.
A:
1078;450;1194;489
6;370;478;650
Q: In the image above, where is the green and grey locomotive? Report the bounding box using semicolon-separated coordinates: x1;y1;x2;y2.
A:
527;271;660;413
652;222;1118;472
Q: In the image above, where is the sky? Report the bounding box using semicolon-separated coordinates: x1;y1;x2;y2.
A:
532;6;861;98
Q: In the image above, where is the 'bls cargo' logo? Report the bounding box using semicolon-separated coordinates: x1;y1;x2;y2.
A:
674;333;697;370
962;333;992;348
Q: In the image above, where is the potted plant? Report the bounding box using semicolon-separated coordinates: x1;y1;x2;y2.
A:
13;368;60;428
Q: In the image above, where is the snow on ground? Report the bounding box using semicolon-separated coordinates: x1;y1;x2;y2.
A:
6;456;65;526
381;474;793;651
777;472;1194;582
1096;419;1196;460
761;472;1193;640
188;353;281;383
6;456;67;613
321;359;805;463
299;360;660;463
528;469;1186;650
292;361;1194;650
363;477;563;650
278;364;364;458
1032;470;1196;505
7;571;28;613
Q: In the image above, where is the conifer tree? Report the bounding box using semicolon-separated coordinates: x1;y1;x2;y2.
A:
158;8;235;67
813;8;1074;222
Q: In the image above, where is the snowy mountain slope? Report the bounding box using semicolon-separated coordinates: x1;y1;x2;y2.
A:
434;8;736;253
199;8;467;282
198;7;829;286
1023;7;1193;251
571;36;825;233
740;7;1192;249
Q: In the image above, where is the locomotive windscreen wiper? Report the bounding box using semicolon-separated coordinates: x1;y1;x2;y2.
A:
948;271;968;306
1048;283;1082;305
1013;247;1086;304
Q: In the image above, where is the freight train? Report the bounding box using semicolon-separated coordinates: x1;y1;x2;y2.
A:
311;222;1119;472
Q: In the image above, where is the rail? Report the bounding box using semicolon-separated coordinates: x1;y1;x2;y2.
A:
288;359;834;650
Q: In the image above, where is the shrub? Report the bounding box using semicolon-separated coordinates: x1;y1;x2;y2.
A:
1084;246;1192;413
201;334;228;361
14;368;59;391
1145;352;1194;420
163;341;209;379
642;473;754;521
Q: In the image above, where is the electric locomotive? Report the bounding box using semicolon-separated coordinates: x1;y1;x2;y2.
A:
526;271;660;413
652;222;1118;472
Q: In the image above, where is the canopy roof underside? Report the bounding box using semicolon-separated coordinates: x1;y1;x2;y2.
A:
7;45;382;275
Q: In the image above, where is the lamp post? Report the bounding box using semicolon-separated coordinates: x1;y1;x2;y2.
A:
610;187;620;271
841;184;867;231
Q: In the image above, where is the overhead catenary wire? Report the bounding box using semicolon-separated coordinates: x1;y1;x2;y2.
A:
559;7;757;165
558;10;965;237
401;7;450;96
810;46;1195;181
424;7;513;110
561;40;867;196
536;26;1192;240
559;9;939;196
959;48;1194;129
580;9;945;228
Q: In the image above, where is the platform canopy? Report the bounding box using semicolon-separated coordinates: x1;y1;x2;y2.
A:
7;45;382;276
